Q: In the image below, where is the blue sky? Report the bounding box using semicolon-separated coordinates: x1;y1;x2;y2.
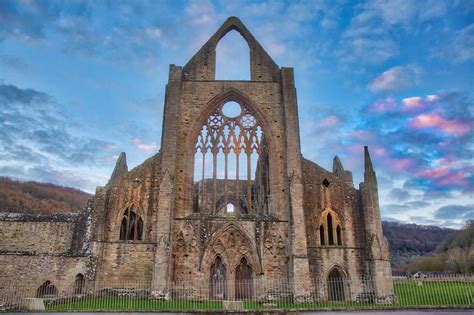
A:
0;0;472;228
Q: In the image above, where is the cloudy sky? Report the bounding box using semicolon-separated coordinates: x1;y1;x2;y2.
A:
0;0;472;228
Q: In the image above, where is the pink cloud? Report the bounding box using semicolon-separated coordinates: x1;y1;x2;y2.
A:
409;113;471;136
389;158;416;172
438;172;469;186
320;115;340;127
402;96;423;109
369;97;397;112
419;167;450;179
369;65;420;92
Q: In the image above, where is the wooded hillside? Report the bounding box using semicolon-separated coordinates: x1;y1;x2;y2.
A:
0;177;91;215
382;221;458;267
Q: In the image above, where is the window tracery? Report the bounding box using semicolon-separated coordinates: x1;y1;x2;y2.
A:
319;209;343;247
193;101;269;215
119;205;144;241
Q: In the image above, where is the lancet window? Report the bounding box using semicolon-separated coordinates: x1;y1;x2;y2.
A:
193;101;269;215
319;209;343;246
119;205;144;241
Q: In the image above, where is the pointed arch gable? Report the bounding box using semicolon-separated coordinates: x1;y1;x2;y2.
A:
182;17;280;81
200;222;262;273
325;264;348;279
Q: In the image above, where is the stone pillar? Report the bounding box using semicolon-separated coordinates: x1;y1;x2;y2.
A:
151;65;182;292
281;67;312;298
360;146;393;301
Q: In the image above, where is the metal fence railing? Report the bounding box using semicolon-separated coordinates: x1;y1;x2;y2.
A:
1;274;472;311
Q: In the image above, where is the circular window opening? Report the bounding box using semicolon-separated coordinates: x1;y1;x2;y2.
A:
222;101;241;118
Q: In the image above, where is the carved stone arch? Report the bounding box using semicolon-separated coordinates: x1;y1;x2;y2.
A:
117;201;145;241
200;222;261;274
318;208;344;228
187;88;278;216
189;88;275;143
325;264;348;279
182;17;279;81
115;200;145;223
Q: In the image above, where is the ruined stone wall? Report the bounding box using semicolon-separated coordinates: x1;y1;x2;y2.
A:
301;159;367;286
94;242;155;284
0;221;74;254
0;254;88;298
91;153;161;283
0;212;86;255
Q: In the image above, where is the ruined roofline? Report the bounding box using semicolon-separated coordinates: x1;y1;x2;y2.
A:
0;211;80;222
301;157;358;192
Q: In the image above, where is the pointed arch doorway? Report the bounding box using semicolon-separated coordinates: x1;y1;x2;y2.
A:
235;257;253;300
210;256;227;299
327;268;345;301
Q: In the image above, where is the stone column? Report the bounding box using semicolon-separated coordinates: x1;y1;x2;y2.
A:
151;65;182;292
281;67;312;299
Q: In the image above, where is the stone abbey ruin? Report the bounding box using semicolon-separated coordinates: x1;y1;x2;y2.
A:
0;17;393;302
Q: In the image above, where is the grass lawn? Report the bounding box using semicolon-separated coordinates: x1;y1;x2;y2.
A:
45;281;473;311
47;298;223;311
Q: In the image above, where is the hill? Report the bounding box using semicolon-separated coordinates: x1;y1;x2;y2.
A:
382;221;457;268
0;177;91;215
402;221;473;273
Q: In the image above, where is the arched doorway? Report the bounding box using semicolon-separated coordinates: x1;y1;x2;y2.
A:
74;274;85;294
210;256;227;299
327;268;345;301
36;280;58;298
235;257;253;300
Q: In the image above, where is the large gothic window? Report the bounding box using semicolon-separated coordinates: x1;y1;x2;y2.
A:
119;205;144;241
193;101;269;215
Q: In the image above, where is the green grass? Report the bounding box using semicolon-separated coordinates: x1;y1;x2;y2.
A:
47;298;223;311
44;281;473;311
393;281;473;307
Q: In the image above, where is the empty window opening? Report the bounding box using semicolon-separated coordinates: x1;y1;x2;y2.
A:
222;101;242;118
216;30;250;80
336;225;342;246
322;178;330;188
119;206;144;241
319;225;325;245
327;213;334;245
193;101;269;215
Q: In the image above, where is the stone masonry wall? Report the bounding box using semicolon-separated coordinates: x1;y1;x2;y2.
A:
0;254;88;299
0;221;74;254
301;159;367;286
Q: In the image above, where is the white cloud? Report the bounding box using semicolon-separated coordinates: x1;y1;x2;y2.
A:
132;137;158;154
369;65;421;92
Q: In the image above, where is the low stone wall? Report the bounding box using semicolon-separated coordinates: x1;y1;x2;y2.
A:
0;254;89;299
0;212;80;255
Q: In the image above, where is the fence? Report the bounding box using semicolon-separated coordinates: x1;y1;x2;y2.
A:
1;275;472;312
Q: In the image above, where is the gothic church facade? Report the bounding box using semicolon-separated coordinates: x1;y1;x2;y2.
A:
0;17;392;302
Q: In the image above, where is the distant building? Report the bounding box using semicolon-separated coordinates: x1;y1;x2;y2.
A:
0;17;393;302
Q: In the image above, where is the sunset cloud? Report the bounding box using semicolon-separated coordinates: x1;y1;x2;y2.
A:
409;114;471;136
